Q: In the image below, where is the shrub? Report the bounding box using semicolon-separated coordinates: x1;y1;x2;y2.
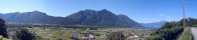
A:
146;22;184;40
107;31;125;40
14;28;35;40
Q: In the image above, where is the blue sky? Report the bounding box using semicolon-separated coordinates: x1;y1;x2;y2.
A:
0;0;196;23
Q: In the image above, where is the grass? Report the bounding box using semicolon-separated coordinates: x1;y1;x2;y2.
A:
0;36;12;40
178;27;192;40
193;24;197;27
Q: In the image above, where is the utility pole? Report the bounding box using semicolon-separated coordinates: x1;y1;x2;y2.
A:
182;0;186;27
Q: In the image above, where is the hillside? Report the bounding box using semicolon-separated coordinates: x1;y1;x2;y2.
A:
0;9;143;27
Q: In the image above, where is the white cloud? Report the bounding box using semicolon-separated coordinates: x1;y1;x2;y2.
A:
159;14;176;21
159;14;165;17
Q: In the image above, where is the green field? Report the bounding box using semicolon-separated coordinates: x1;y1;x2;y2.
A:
16;27;154;40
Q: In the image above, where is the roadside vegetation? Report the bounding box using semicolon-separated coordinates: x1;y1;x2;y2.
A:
145;22;184;40
178;27;192;40
193;24;197;27
146;17;197;40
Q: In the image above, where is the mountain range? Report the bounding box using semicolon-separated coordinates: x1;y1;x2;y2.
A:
0;9;143;27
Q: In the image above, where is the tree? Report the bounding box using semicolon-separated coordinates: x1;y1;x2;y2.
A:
14;28;35;40
0;18;8;38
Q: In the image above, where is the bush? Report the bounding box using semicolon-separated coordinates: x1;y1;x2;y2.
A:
14;28;35;40
146;27;184;40
107;31;125;40
146;22;184;40
146;21;184;40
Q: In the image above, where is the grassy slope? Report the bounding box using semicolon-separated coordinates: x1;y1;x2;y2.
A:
178;27;192;40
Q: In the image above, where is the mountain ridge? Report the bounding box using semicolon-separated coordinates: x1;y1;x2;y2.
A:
0;9;143;27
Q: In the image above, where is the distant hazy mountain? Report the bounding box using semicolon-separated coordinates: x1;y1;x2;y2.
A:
141;21;166;28
0;9;143;27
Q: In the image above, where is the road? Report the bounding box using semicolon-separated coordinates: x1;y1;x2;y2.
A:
191;27;197;40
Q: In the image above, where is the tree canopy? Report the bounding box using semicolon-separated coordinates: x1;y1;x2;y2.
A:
0;18;8;38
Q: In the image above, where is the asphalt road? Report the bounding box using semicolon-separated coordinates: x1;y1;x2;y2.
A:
191;27;197;40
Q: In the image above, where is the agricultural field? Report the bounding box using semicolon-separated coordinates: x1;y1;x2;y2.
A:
7;27;154;40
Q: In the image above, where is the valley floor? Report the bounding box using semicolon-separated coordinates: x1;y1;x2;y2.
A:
7;27;154;40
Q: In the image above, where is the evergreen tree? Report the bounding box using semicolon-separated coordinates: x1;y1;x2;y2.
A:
0;18;8;38
14;28;35;40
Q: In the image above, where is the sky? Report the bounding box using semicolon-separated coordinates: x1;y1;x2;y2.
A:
0;0;196;23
